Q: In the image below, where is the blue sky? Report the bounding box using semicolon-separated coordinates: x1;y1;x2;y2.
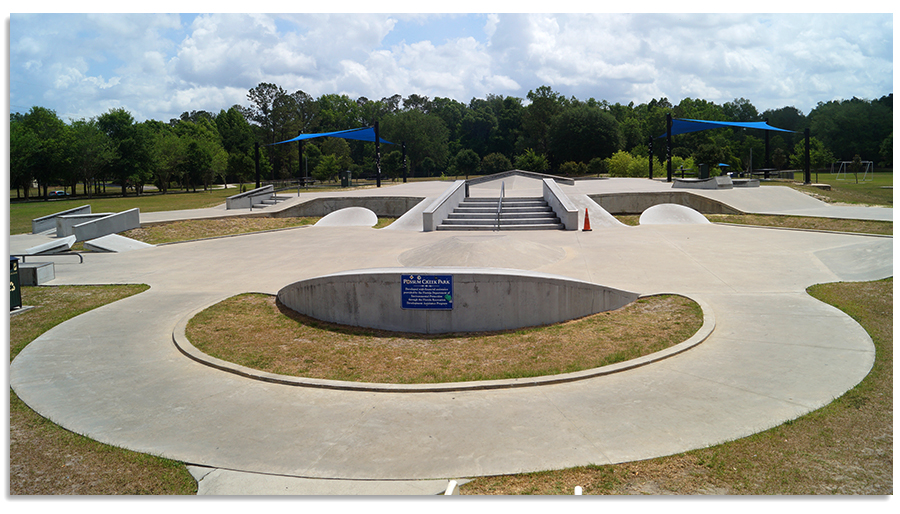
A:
7;10;894;123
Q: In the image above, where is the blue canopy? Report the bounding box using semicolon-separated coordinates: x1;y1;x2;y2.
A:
270;126;394;146
657;118;796;138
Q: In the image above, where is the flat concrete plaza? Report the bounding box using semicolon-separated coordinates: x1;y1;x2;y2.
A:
9;177;892;494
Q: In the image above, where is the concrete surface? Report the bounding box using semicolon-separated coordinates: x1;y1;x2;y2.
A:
21;234;76;255
8;177;893;495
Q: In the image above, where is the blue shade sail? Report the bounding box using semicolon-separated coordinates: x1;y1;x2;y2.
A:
270;126;394;145
657;118;796;138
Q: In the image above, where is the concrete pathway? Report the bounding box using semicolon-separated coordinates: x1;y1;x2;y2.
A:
8;178;892;494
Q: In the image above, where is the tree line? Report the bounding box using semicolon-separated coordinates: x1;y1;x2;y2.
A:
10;83;892;200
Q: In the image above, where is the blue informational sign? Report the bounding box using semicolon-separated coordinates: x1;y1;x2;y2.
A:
401;274;453;310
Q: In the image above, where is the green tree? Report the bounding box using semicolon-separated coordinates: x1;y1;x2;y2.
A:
312;154;341;182
481;152;513;175
9;117;42;200
558;161;587;176
548;104;623;168
20;106;70;199
790;137;834;171
514;148;549;173
452;148;480;179
520;86;566;155
69;118;115;197
97;108;152;196
380;110;450;176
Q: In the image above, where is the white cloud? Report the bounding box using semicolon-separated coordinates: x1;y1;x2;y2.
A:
8;13;892;123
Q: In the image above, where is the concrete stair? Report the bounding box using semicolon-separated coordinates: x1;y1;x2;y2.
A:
438;197;564;231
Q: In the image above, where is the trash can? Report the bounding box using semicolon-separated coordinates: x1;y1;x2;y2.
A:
699;163;709;179
341;170;352;188
10;256;22;311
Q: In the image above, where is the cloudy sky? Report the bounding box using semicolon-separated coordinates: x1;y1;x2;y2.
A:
8;10;893;123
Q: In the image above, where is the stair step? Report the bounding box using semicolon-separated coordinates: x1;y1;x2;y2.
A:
437;223;565;231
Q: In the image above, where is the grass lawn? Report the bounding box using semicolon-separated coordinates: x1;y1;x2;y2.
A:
185;294;702;384
8;188;236;235
461;278;892;494
9;284;198;495
763;170;892;207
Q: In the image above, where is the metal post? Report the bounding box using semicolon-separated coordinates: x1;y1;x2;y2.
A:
254;142;260;189
374;122;382;188
764;117;770;169
666;113;673;182
297;130;306;196
648;135;653;180
402;141;408;183
804;128;811;185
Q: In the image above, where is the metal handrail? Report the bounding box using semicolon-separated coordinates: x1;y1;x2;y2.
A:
495;181;505;231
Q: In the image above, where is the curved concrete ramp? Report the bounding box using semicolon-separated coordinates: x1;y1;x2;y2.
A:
399;235;566;269
640;203;710;225
314;207;377;227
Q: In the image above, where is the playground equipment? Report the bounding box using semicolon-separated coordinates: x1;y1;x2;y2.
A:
831;161;874;182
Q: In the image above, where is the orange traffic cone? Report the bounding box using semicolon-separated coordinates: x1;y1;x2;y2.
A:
583;208;592;231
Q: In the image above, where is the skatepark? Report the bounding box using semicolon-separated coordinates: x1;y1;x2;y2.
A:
9;173;893;494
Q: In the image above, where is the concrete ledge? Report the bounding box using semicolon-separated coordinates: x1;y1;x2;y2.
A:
32;205;91;233
590;191;743;215
672;176;733;189
172;292;714;393
275;196;426;219
542;178;579;230
278;267;640;334
19;262;55;285
56;213;113;237
24;235;76;255
467;169;575;186
732;179;760;188
73;208;140;242
225;185;275;210
422;180;466;232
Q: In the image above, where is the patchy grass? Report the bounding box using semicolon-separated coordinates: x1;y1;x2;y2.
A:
614;213;891;235
762;171;892;207
9;284;197;495
122;217;319;245
185;294;702;384
461;278;892;495
706;214;892;235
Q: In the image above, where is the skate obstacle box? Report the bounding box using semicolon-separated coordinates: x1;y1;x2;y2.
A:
277;268;640;335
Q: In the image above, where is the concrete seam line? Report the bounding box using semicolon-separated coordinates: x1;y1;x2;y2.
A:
172;292;715;394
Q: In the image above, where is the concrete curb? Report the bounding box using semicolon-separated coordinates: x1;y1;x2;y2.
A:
172;292;716;393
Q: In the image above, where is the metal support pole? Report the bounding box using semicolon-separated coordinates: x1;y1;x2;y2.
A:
374;122;382;188
402;141;408;183
804;128;811;185
764;117;770;169
666;113;673;182
297;130;305;192
648;135;653;180
254;142;260;189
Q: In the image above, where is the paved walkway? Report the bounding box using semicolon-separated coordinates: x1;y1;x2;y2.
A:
9;178;892;494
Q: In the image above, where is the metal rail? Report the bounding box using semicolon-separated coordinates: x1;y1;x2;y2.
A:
495;181;505;231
